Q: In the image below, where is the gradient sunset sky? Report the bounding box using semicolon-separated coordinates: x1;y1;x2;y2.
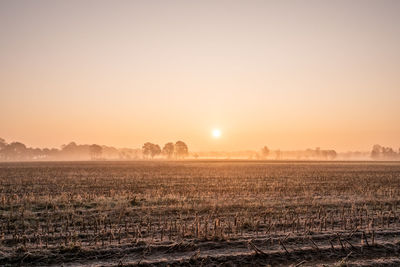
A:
1;0;399;151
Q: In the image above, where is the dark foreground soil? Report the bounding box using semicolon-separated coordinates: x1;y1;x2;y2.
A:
2;229;400;266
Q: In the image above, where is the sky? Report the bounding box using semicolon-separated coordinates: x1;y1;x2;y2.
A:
1;0;400;152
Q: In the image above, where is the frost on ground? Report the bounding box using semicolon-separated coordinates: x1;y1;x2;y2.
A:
1;161;400;266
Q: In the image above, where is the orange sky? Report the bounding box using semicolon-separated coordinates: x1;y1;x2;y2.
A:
1;0;400;152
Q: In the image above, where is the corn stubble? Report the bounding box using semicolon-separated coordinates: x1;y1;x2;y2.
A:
1;161;400;266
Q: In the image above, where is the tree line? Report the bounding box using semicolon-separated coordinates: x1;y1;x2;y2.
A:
0;138;140;161
0;138;189;161
371;144;400;160
1;137;398;161
258;146;337;160
142;141;188;159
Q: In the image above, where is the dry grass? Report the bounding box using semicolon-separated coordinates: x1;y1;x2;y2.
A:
1;161;400;266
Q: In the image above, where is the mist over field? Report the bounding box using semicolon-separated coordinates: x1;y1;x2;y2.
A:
1;0;400;266
1;1;400;152
1;137;399;161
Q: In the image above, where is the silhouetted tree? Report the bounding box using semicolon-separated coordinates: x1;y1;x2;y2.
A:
2;142;27;160
261;146;270;159
371;144;382;159
142;142;161;159
0;138;6;150
0;138;6;160
175;141;188;159
370;144;400;160
60;141;92;160
90;144;102;160
62;142;78;151
42;148;50;157
49;148;60;158
327;150;337;160
150;144;161;158
142;142;153;159
162;142;175;159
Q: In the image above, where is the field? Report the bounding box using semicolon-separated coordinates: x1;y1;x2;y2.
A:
1;161;400;266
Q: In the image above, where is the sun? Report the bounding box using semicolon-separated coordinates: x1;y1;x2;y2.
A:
212;129;221;138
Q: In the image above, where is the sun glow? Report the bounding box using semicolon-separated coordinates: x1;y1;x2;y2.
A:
212;129;221;138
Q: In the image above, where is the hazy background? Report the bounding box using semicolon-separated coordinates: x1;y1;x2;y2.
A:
1;0;399;151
